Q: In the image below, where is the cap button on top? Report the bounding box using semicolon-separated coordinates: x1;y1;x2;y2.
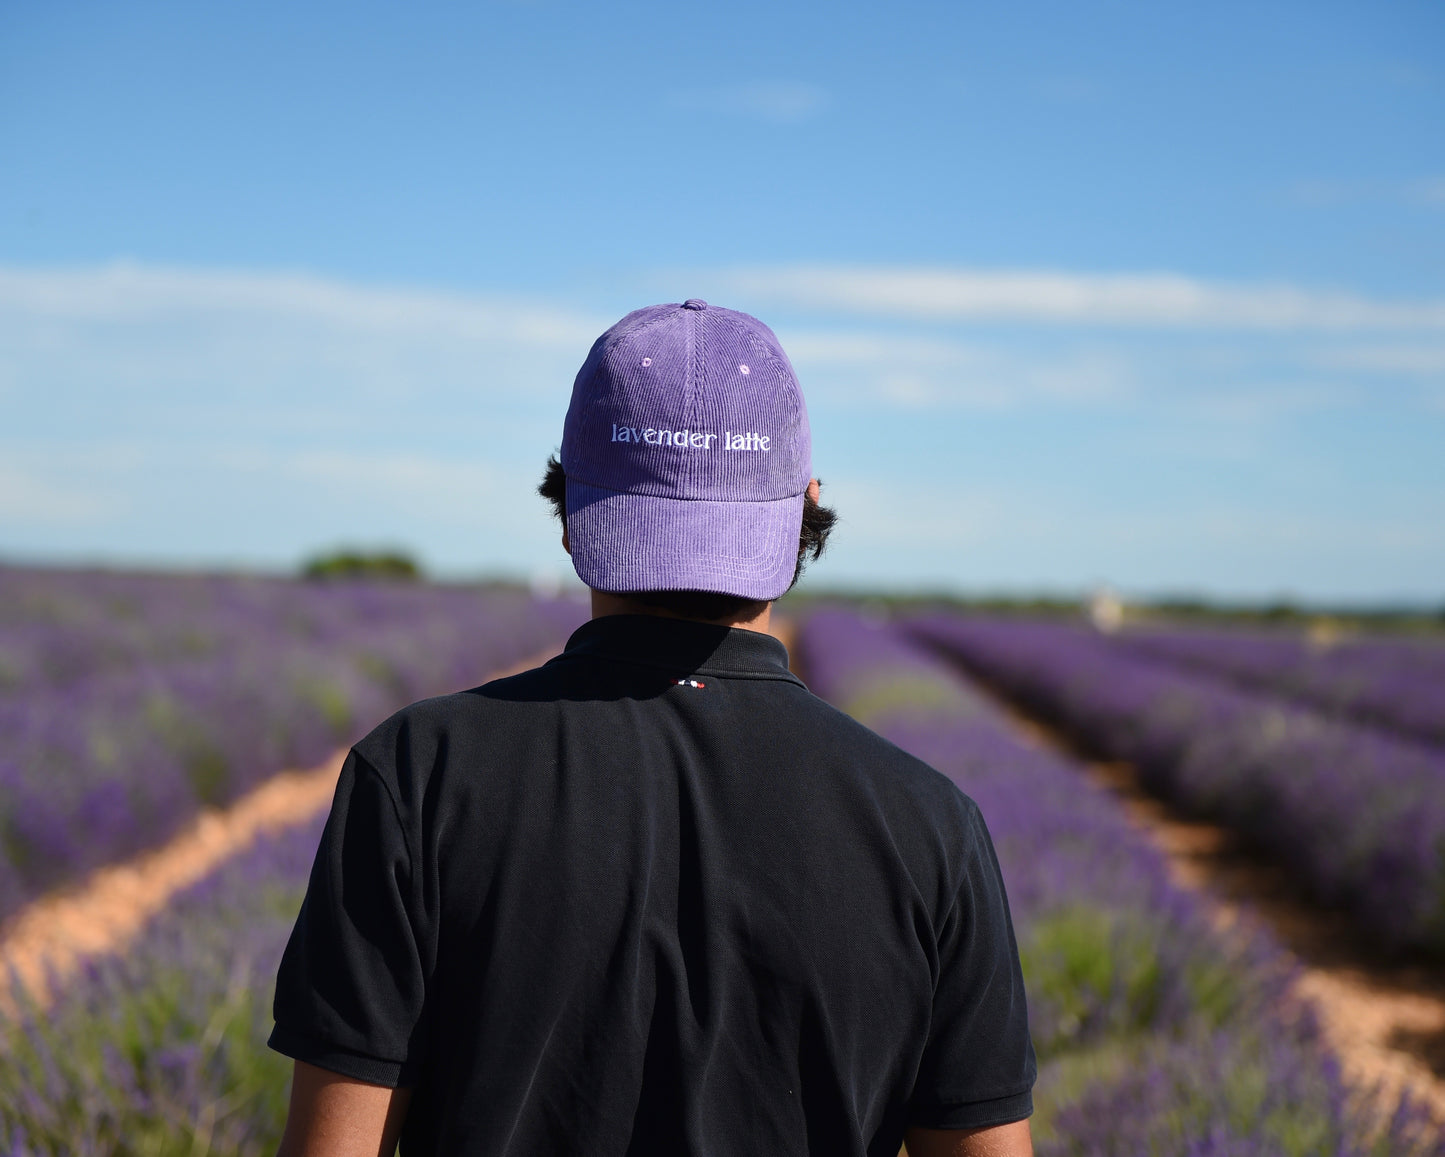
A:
682;299;707;310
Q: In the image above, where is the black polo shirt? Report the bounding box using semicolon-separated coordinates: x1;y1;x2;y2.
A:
269;615;1034;1155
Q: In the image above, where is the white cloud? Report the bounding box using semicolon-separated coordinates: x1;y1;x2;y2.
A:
782;332;977;366
0;262;603;567
780;329;1132;409
1313;344;1445;374
1285;179;1369;208
1285;175;1445;211
814;471;1445;603
0;437;563;574
0;449;136;523
668;81;829;124
0;262;604;452
825;475;1007;550
1406;176;1445;207
1182;382;1361;423
219;447;504;509
0;262;600;345
712;266;1445;329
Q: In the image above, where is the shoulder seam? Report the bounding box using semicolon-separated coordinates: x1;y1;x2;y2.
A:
349;747;417;884
935;794;984;950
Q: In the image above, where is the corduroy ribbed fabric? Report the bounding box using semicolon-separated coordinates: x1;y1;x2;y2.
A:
560;300;811;600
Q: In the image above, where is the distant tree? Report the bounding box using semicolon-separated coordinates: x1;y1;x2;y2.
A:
301;549;423;582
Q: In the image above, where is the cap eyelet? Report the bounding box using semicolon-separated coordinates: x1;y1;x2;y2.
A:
739;364;750;375
641;357;652;367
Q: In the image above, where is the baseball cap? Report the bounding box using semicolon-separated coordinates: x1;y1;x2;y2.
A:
560;299;812;602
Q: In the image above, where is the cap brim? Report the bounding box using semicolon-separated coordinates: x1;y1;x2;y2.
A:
565;480;804;602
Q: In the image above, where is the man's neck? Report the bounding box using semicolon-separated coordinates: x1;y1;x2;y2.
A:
589;591;773;635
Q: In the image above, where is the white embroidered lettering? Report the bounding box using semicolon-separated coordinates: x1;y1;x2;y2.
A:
605;427;769;451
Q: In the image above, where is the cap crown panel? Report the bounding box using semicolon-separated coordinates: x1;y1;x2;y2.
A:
562;303;810;502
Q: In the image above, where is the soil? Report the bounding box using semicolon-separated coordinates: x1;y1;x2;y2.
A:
998;702;1445;1129
0;646;561;1013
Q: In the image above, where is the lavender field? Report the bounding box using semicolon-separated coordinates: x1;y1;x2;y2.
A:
909;615;1445;955
1115;625;1445;751
0;566;586;919
0;577;1441;1154
1;814;325;1155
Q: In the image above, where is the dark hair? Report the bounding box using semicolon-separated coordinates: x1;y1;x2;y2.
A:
538;454;838;620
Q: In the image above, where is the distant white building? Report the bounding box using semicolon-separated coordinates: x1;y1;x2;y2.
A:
1088;586;1125;634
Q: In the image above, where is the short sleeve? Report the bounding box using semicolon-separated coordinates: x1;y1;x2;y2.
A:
268;750;431;1087
908;800;1036;1129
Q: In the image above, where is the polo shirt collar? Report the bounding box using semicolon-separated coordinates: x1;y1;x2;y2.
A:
562;614;802;684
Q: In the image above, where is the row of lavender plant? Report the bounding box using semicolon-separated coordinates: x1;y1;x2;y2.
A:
796;609;1437;1154
908;614;1445;957
1113;625;1445;751
0;813;325;1155
0;566;586;920
0;609;1437;1154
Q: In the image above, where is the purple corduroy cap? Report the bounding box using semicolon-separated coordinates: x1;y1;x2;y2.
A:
560;299;812;601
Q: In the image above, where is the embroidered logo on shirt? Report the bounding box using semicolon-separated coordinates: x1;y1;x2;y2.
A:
671;678;706;690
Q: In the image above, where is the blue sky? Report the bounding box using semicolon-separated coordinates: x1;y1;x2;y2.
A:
2;0;1442;604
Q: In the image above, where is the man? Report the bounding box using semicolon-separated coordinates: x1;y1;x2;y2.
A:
270;300;1036;1156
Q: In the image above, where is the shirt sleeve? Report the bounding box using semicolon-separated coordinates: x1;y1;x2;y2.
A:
908;799;1036;1129
268;749;431;1087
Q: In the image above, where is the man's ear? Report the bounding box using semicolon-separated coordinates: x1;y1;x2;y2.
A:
806;478;820;503
561;525;571;555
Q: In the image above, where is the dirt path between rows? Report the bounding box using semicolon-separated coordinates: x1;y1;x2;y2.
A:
0;750;348;1012
999;706;1445;1128
0;646;561;1013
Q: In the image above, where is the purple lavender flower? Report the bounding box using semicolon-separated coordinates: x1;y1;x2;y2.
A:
908;615;1445;955
0;814;328;1155
0;564;586;919
1116;625;1445;751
